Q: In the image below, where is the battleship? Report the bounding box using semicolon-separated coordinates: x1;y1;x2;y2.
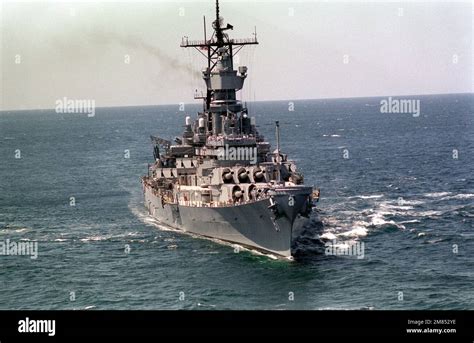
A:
142;0;320;257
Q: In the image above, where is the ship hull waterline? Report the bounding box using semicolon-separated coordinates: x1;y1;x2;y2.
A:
143;184;312;257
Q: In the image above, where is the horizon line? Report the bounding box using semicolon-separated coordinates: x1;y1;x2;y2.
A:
0;91;472;113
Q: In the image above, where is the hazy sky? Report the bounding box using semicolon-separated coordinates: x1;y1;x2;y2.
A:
0;0;472;111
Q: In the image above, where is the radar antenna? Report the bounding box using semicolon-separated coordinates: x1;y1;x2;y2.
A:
180;0;258;111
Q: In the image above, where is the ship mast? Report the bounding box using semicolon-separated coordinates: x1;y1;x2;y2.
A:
214;0;224;47
180;0;258;136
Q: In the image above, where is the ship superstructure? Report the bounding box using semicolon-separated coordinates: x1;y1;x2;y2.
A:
142;0;319;257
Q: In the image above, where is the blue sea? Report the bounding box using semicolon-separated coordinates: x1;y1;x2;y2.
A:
0;93;473;310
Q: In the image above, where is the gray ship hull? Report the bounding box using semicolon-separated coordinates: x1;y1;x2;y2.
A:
143;185;311;257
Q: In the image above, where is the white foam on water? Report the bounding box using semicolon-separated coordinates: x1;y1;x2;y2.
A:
79;231;142;242
131;239;147;243
352;194;384;199
149;221;180;232
338;227;368;238
124;232;140;237
367;212;405;229
322;217;340;226
320;232;337;240
369;213;391;226
441;193;474;200
14;228;29;233
0;227;29;234
353;220;372;227
375;201;426;217
397;200;425;205
230;243;279;260
427;239;444;244
380;204;414;211
399;219;420;224
423;192;451;198
129;202;151;222
322;195;414;241
80;235;111;242
197;303;217;308
414;210;443;217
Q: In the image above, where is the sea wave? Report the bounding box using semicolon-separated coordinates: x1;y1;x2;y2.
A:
80;235;112;242
0;226;30;234
79;232;142;242
369;215;405;230
412;210;443;217
351;194;384;199
423;192;451;198
379;204;414;211
338;227;368;238
440;193;474;200
397;200;425;205
320;210;404;242
398;219;421;224
426;238;445;244
320;232;337;240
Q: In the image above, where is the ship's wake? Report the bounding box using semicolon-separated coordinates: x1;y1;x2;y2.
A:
128;187;473;261
293;191;474;261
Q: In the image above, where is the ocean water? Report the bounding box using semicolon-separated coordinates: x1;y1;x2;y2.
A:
0;93;472;310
